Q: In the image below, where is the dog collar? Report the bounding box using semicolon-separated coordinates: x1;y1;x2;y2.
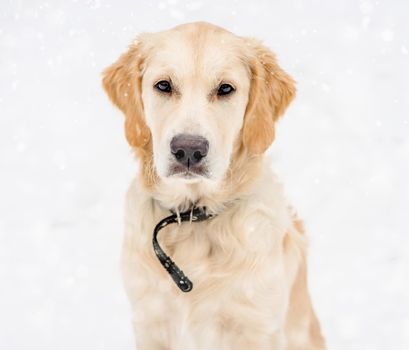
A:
152;207;214;292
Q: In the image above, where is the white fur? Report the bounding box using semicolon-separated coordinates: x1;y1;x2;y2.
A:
122;161;299;349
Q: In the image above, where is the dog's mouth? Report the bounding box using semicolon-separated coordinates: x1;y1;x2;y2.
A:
168;162;209;179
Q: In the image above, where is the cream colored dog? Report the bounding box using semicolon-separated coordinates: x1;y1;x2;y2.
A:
103;22;325;350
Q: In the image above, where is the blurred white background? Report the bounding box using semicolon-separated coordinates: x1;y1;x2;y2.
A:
1;0;408;349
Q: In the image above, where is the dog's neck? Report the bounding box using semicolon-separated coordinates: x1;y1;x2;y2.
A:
146;150;265;215
152;181;232;216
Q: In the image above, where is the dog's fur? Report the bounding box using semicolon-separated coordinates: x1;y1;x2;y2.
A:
103;22;325;350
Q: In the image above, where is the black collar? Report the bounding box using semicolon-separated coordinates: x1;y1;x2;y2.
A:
152;207;214;292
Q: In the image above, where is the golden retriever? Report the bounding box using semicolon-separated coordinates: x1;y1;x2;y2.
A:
102;21;325;350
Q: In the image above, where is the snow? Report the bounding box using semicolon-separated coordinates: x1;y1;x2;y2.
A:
1;0;408;349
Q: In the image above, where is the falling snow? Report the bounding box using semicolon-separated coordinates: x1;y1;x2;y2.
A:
0;1;408;350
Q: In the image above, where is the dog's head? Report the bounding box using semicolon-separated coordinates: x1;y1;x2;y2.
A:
103;22;295;207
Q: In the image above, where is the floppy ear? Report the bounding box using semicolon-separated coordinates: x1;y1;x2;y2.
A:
102;40;150;148
242;40;296;154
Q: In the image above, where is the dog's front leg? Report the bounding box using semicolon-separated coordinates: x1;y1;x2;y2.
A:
122;252;174;349
219;325;286;350
132;319;170;350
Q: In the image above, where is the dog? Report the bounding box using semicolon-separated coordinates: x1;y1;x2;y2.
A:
102;21;325;350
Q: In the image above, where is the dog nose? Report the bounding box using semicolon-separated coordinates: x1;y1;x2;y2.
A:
170;134;209;166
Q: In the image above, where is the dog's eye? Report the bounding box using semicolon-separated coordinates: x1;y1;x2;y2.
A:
217;83;235;96
155;80;172;93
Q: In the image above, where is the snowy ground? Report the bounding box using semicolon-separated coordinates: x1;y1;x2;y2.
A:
1;1;408;349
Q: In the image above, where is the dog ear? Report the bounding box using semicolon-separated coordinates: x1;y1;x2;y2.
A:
242;40;296;154
102;39;150;148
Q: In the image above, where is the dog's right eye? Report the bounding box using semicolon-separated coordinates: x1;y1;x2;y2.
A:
154;80;172;93
217;83;235;96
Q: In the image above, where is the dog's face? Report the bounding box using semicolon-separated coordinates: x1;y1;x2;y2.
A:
103;22;295;199
141;28;251;184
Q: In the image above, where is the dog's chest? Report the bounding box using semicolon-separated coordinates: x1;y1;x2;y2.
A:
124;198;291;349
155;210;285;294
150;218;288;349
159;221;220;274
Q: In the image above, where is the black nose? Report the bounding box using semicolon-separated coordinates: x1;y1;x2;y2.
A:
170;134;209;167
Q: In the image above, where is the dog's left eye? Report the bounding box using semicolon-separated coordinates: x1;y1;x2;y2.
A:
217;83;235;96
155;80;172;93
